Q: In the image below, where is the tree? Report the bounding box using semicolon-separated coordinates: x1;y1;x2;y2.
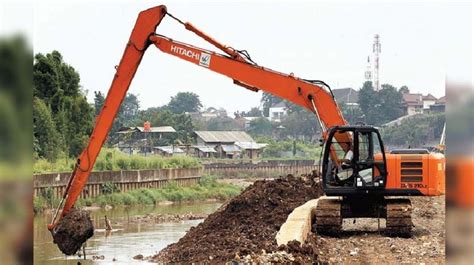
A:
167;92;202;113
280;110;320;141
207;117;242;131
339;102;364;125
33;98;60;161
33;50;95;158
94;91;105;116
378;84;404;124
248;117;273;136
399;85;409;94
234;107;263;118
357;81;404;125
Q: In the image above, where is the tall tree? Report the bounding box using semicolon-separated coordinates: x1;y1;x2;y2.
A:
33;50;94;158
94;91;105;116
248;117;273;136
399;85;409;94
33;98;60;161
358;81;404;125
167;92;202;113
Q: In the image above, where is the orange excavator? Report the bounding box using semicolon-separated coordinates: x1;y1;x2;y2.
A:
48;4;445;248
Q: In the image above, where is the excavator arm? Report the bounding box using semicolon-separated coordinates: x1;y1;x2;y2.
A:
48;5;349;231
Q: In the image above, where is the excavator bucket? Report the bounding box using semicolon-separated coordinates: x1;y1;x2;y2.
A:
50;208;94;255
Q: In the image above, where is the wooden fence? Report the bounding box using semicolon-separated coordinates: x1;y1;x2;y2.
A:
203;160;318;178
33;167;203;199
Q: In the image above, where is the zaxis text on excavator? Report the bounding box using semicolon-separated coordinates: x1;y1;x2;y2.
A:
48;4;445;251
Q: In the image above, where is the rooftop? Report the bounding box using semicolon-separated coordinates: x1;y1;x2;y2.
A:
117;126;176;134
194;131;254;143
332;87;359;104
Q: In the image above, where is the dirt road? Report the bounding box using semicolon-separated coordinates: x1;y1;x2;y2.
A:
315;196;445;264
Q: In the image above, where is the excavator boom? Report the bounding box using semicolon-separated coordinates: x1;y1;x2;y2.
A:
49;5;349;230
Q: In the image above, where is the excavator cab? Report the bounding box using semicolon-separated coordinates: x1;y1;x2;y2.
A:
322;125;388;196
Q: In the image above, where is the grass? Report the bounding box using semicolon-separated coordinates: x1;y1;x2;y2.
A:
33;175;241;213
33;148;201;173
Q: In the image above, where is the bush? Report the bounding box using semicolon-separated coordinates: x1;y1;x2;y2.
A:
100;182;120;195
33;148;201;173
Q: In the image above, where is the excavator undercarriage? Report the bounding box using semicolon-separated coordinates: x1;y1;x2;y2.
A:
314;196;413;237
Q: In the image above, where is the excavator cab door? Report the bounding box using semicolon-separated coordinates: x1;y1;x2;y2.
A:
322;126;388;196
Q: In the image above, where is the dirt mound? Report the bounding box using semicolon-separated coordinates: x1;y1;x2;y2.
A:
51;208;94;255
153;175;322;263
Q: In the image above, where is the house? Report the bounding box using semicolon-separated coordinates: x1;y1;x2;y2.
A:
116;125;176;154
235;141;267;159
332;87;359;106
429;96;446;113
269;101;287;122
153;146;185;157
194;131;267;159
402;93;424;115
192;145;217;158
402;93;443;115
422;94;437;110
187;107;228;121
235;116;260;129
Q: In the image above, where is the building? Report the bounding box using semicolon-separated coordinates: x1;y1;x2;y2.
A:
153;146;185;157
194;131;267;159
116;125;176;154
332;87;359;106
192;146;217;158
402;93;442;115
429;96;446;113
187;107;228;122
269;101;287;122
235;116;260;129
422;94;437;110
402;93;424;115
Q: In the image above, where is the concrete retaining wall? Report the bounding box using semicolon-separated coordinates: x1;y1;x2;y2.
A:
33;167;203;199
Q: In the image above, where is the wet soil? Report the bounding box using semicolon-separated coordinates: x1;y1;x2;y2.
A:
152;175;323;263
51;208;94;255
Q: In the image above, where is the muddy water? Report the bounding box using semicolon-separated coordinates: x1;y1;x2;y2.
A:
34;202;221;264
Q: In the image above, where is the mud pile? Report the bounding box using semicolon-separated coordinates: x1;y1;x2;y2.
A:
153;175;322;263
51;208;94;255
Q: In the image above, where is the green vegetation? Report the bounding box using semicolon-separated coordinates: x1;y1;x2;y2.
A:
381;113;445;147
34;148;201;173
33;175;241;213
256;136;321;159
0;36;32;180
358;81;405;126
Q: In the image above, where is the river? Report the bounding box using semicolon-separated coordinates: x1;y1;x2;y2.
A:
34;202;222;264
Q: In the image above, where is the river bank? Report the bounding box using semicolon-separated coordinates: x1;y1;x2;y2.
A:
34;175;241;213
34;201;223;264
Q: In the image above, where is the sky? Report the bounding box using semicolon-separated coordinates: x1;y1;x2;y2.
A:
2;0;473;115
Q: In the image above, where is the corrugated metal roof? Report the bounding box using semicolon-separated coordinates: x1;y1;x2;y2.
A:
192;146;217;153
221;145;241;152
117;126;176;133
194;131;254;143
154;146;184;154
235;142;268;150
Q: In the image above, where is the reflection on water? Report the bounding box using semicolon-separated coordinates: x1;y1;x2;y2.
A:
34;202;221;264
